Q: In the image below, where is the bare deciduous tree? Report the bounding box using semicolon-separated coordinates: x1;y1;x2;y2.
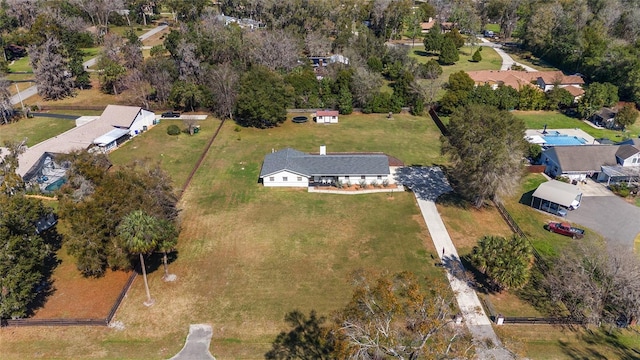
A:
0;75;15;125
28;37;75;100
204;62;238;120
304;31;332;57
5;0;40;28
123;68;151;109
70;0;124;35
247;30;302;72
177;39;201;82
351;66;383;107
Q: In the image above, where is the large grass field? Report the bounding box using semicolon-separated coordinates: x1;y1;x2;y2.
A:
0;113;450;359
0;116;76;147
410;45;503;80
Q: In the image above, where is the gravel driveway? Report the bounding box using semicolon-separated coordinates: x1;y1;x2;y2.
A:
566;195;640;248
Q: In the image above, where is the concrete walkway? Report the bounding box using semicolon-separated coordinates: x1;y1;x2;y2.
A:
478;38;537;72
11;25;169;106
397;167;516;359
169;324;216;360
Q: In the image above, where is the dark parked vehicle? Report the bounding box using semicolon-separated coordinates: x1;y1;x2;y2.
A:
547;222;585;239
161;111;180;118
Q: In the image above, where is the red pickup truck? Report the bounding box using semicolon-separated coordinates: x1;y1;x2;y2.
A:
548;222;585;239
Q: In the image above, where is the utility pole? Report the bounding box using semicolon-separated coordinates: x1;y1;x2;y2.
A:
15;83;25;114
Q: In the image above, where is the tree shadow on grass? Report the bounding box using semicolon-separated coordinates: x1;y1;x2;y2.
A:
144;250;179;275
559;327;640;360
519;189;536;206
413;50;435;57
26;228;63;316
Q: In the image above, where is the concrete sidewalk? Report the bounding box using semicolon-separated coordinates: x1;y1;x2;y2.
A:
169;324;216;360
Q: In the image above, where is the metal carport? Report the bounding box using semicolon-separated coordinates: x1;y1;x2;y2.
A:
531;180;583;210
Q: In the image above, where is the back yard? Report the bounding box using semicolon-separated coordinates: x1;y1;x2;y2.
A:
0;113;450;359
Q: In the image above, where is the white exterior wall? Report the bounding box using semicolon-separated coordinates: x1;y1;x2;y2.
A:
317;115;338;123
128;109;156;135
620;153;640;167
263;170;309;187
338;174;389;185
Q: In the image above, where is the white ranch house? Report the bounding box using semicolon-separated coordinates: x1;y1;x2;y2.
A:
259;146;400;187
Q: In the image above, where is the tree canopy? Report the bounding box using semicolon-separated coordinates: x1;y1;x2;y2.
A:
234;66;289;128
442;104;527;207
470;235;534;291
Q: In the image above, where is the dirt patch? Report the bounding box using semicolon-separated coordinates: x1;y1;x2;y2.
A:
32;253;131;319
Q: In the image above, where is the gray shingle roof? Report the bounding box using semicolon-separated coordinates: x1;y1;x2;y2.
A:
546;145;619;172
259;148;390;178
616;144;640;160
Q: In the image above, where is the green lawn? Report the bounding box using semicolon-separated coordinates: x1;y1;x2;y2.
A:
0;117;76;147
513;110;640;141
8;56;32;73
81;47;100;62
410;45;503;80
485;23;500;33
0;113;450;359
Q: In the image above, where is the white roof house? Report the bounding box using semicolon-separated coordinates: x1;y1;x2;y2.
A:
17;105;155;189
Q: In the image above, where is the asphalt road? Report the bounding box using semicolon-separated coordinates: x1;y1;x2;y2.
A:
11;25;169;106
566;195;640;248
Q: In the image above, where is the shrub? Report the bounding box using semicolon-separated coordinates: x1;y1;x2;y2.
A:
610;183;630;197
370;180;379;188
167;124;181;135
555;176;570;183
359;179;367;189
382;179;390;187
472;48;482;62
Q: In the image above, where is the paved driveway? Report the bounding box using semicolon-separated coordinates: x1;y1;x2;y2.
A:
566;195;640;248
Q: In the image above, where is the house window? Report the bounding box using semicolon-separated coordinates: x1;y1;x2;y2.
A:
269;177;274;181
361;175;366;180
297;176;302;181
634;158;638;164
282;177;288;181
345;176;350;180
377;175;382;180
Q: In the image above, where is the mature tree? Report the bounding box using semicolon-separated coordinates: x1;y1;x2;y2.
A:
164;0;209;22
442;104;527;207
546;240;640;326
71;0;124;35
0;141;26;195
0;194;54;319
423;24;443;54
0;75;15;124
438;37;459;65
494;85;519;110
284;67;321;109
518;85;547;111
419;2;436;21
444;28;465;49
28;37;75;100
439;71;474;114
351;66;383;108
616;104;639;130
59;153;178;277
266;310;335;360
205;63;239;120
485;0;521;39
176;39;201;82
470;235;534;291
156;219;178;282
170;81;204;112
334;271;472;359
122;68;151;108
144;56;178;104
235;66;288;128
545;87;574;110
117;210;161;306
578;82;619;119
407;8;423;47
418;59;443;79
5;0;40;28
247;30;301;72
304;31;332;57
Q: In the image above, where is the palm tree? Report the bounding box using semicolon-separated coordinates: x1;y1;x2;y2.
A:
157;219;178;282
470;235;533;291
117;210;161;306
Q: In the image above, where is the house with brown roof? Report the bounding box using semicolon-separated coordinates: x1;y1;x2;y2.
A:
466;70;539;90
536;72;585;91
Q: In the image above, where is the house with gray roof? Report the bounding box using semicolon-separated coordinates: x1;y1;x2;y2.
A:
259;146;400;188
540;142;640;184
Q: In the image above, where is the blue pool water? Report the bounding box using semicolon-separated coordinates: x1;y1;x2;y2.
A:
543;134;587;146
44;177;67;192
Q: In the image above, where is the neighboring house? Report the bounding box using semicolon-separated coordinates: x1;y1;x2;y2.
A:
540;145;619;181
215;14;263;29
259;146;400;188
315;110;339;124
467;71;585;100
17;105;156;191
590;107;617;128
536;72;585;91
420;18;436;33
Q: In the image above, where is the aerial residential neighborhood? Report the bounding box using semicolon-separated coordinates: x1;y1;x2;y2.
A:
2;1;640;359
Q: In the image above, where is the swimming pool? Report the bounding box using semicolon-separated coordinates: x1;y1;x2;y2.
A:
543;134;587;146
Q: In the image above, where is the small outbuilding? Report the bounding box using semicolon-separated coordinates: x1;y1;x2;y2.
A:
531;180;583;212
315;110;339;124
